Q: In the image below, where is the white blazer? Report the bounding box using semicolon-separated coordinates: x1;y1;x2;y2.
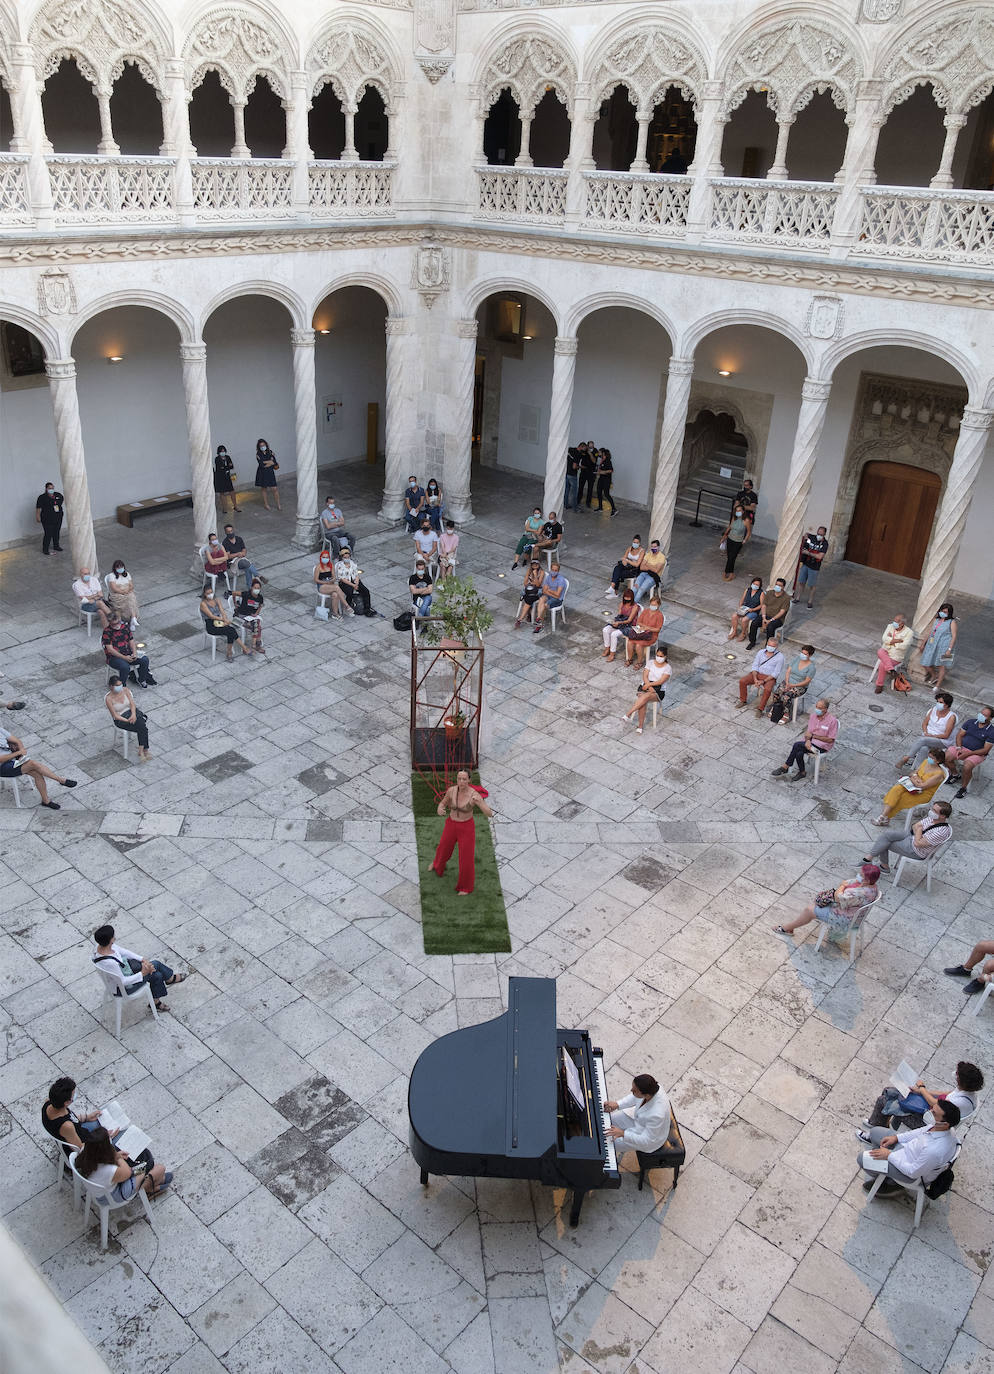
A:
615;1088;672;1151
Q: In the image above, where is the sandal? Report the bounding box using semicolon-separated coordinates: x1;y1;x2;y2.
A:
772;925;789;934
165;973;186;986
149;1171;173;1197
154;1000;171;1012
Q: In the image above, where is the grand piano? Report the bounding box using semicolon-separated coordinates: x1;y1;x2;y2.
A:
408;976;622;1226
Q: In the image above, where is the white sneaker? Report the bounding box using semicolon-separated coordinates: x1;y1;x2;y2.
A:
604;588;616;597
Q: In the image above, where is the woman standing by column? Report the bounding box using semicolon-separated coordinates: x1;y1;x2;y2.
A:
595;448;617;515
430;771;494;896
919;603;957;690
213;445;239;514
254;439;281;511
719;504;751;580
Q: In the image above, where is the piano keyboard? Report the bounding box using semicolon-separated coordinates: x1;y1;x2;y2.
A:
592;1052;618;1173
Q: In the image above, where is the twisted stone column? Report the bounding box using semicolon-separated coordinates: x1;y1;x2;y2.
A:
9;43;54;230
913;407;993;636
286;72;313;216
648;358;695;559
830;83;883;249
290;328;319;549
542;337;578;518
771;378;833;582
179;344;216;550
446;319;478;524
45;359;97;574
379;317;414;521
161;59;194;224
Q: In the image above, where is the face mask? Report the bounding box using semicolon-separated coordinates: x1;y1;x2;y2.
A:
631;541;640;548
651;546;659;553
251;586;261;595
650;606;660;612
735;511;743;518
534;513;541;520
209;538;219;545
979;715;989;726
113;566;124;575
260;444;268;452
814;707;825;716
776;585;786;594
46;486;54;493
112;684;124;693
938;612;948;619
751;583;761;591
655;655;664;662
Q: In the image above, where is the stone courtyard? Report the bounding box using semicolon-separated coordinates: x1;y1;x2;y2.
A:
1;461;993;1374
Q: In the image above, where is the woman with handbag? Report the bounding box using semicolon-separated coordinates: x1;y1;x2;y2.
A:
622;645;671;735
601;589;639;661
199;585;252;660
772;863;880;940
254;438;281;511
872;747;947;826
728;578;763;641
213;445;239;513
719;506;751;580
513;560;545;627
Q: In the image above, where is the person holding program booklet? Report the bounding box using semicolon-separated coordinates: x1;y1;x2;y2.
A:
861;1060;983;1132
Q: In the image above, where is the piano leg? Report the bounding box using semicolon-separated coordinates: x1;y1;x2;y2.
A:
420;1168;429;1186
568;1189;585;1228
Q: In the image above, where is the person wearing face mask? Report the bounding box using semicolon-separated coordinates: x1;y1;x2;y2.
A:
72;567;112;629
202;532;230;585
863;799;953;875
771;697;837;779
336;549;374;616
943;705;994;798
748;576;790;649
720;504;751;580
873;747;948;826
512;507;544;569
624;596;665;668
768;645;816;724
403;475;427;533
233;580;265;653
531;511;563;561
213;444;239;513
794;525;829;608
577;441;599;509
425;478;445;532
313;550;349;617
409;560;434;618
564;442;584;512
738;638;785;714
104;674;150;760
606;536;645;596
514;560;545;628
728;576;764;641
102;611;155;687
0;722;78;806
897;691;958;771
200;583;252;660
773;862;879;941
254;439;280;511
221;524;264;591
632;540;666;603
36;481;65;554
919;602;957;690
874;613;914;691
623;646;671;734
601;589;639;660
106;560;139;627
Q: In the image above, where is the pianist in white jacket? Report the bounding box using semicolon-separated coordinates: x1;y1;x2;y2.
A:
605;1074;672;1153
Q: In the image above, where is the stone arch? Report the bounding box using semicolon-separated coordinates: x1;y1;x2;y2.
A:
199;280;306;333
565;292;676;344
304;14;402;113
0;303;60;359
183;4;294;104
719;14;861;119
585;20;708;113
30;0;169;93
476;27;578;119
681;310;814;373
309;273;404;322
822;330;978;400
68;291;195;348
462;277;564;332
878;6;994;117
686;394;760;463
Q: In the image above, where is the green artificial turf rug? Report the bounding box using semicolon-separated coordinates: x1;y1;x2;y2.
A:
411;773;511;955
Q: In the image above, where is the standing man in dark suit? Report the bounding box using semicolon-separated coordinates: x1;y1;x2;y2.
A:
36;481;64;554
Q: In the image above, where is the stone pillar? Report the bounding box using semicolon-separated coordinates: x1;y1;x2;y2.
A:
542;337;579;518
686;82;726;236
290;328;319;549
9;43;54;230
45;359;98;574
913;407;994;636
95;87;119;156
647;358;695;557
446;319;478;524
564;84;594;227
516;110;533;167
379;317;415;521
631;111;653;173
161;59;194;224
930;114;966;190
342;101;359;161
285;71;312;216
231;100;249;158
179;344;216;547
767;116;794;180
770;378;833;582
830;82;883;250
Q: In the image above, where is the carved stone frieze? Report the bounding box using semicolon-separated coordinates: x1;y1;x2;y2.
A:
412;238;450;308
480;35;576;117
724;19;859;119
416;0;454;55
860;0;902;20
589;25;706;110
37;267;76;315
418;57;454;84
880;9;994;115
184;9;290;102
305;23;397;110
30;0;165;90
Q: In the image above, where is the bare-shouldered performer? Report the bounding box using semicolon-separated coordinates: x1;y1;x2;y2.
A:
430;770;494;896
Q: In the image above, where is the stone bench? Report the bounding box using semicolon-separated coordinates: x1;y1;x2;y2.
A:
116;491;193;528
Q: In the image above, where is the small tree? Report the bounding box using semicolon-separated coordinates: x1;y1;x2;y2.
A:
418;573;493;646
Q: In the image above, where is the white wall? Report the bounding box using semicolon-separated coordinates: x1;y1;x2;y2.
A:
494;332;554;481
954;437;994;601
0;377;60;548
204;296;295;481
313;287;387;469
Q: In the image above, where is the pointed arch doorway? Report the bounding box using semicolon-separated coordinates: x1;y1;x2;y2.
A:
844;460;941;579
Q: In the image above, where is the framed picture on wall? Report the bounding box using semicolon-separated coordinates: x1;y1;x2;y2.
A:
1;321;47;389
323;397;344;432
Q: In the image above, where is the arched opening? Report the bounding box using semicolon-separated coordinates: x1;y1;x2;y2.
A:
190;70;235;156
0;81;14;151
529;89;570;169
784;90;848;181
592;86;637;172
958;88;994;190
356;86;388;161
311;286;388;469
720;89;777;178
42;58;100;153
473;291;557;477
244;75;286;157
648;86;697;173
483;89;521;165
309;82;346;160
0;320;58;550
682;410;749;514
875;84;946;187
109;62;164;156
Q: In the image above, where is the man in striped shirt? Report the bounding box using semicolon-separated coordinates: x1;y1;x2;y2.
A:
865;800;952;875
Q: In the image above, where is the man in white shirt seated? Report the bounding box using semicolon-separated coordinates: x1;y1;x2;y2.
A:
91;922;187;1013
335;551;374;617
856;1098;960;1195
413;517;438;565
319;496;354;556
72;567;111;628
604;1074;672;1154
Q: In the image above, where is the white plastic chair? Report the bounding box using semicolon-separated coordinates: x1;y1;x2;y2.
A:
52;1140;82;1208
813;889;882;964
93;963;160;1036
112;724;130;760
543;533;564;570
892;838;951;891
76;595;96;638
69;1150;156;1250
791;692;808;723
199;547;234;595
864;1141;961;1228
811;736;837;785
549;578;569;632
1;774;23;807
970;981;993;1018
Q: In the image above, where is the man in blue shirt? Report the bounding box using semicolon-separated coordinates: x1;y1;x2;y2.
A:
533;562;567;634
737;638;785;713
403;476;426;532
945;704;994;798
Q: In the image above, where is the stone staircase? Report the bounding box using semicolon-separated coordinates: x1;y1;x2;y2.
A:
673;437;749;530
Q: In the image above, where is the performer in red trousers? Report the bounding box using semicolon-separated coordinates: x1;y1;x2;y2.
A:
431;770;494;895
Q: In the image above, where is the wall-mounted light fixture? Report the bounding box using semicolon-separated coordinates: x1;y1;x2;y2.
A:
108;355;124;364
717;368;731;376
318;328;331;335
522;334;534;341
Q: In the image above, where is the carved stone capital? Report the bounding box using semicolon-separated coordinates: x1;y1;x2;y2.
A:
553;336;578;357
960;407;994;433
179;343;207;363
164;59;186;82
417;57;453;84
669;357;695;377
701;81;724;102
856;80;884;102
290;328;315;348
45;359;77;381
801;378;833;404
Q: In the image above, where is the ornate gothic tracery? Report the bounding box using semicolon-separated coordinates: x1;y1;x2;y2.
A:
588;26;707;111
879;7;994;115
30;0;168;94
479;34;577;117
305;21;400;112
722;18;860;118
182;8;293;103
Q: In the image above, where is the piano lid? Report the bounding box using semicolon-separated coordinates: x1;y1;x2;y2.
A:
408;976;557;1163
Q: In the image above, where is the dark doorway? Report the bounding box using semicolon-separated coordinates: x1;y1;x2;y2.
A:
845;460;941;578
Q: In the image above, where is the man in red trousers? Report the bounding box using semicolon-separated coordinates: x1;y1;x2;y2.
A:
431;771;493;896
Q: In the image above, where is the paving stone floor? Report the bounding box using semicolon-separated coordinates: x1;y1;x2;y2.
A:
1;461;993;1374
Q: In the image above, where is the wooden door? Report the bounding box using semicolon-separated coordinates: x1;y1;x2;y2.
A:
845;460;941;579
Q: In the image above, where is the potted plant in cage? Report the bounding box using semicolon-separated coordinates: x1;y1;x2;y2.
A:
418;573;493;648
443;709;466;740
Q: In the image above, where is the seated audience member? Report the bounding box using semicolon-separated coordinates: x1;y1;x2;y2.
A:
944;705;994;799
874;613;914;692
728;577;763;642
403;475;427;532
425;478;444;531
531;511;563;560
336;549;375;616
0;722;77;808
532;562;567;635
410;559;433;618
897;692;958;771
624;596;664;668
632;540;666;603
202;533;229;584
106;560;140;627
770;698;838;780
514;560;545;628
768;645;816;724
604;1074;672;1152
513;507;545;569
437;520;459;581
92;923;185;1013
319;496;354;555
104;674;150;761
313;551;349;617
864;1061;983;1132
773;863;879;940
748;575;790;649
873;748;947;826
601;589;639;661
738;638;785;714
414;517;438;565
855;1099;960;1196
200;585;251;660
606;536;645;597
945;940;994;998
74;1125;172;1201
233;580;265;654
864;799;953;875
222;525;265;590
622;645;671;735
102;612;155;687
72;567;111;628
42;1076;154;1172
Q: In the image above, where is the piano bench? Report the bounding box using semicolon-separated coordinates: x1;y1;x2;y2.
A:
636;1111;686;1192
